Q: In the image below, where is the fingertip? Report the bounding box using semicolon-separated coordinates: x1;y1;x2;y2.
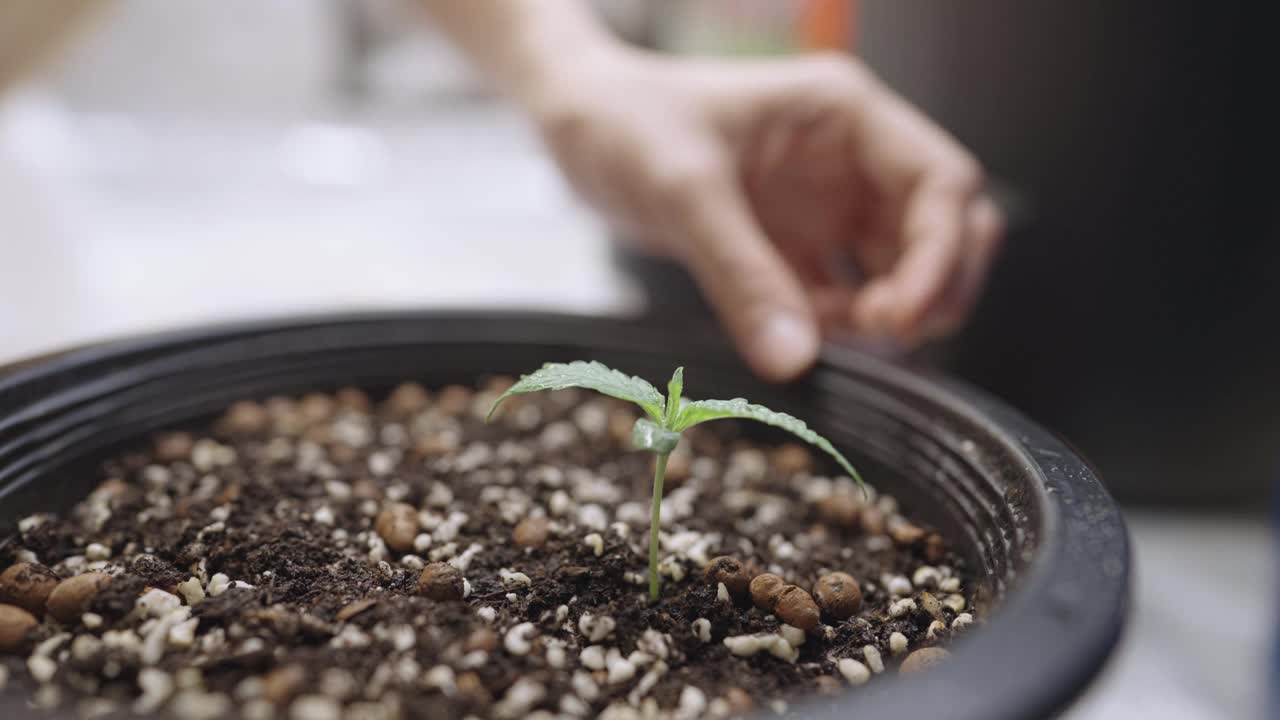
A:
974;194;1006;241
743;311;820;382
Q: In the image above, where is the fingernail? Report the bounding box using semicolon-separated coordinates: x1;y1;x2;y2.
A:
749;313;819;381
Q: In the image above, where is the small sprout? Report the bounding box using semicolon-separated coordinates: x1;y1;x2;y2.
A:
489;361;863;600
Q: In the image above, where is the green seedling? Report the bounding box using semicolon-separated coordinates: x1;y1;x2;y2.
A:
488;361;863;601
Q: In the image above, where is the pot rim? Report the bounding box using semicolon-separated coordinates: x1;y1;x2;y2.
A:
0;309;1129;720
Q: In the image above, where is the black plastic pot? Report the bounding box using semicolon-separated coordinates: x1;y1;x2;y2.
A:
0;311;1128;719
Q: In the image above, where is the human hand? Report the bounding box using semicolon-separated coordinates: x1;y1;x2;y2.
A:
529;49;1003;381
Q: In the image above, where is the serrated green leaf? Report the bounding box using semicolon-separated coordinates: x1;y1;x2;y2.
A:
675;398;863;486
486;361;665;422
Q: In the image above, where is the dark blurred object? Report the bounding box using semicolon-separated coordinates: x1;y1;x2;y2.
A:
858;0;1279;506
618;0;1279;506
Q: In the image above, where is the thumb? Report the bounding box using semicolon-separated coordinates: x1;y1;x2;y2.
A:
667;174;819;382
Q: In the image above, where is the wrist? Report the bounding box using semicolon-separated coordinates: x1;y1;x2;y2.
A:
515;39;649;122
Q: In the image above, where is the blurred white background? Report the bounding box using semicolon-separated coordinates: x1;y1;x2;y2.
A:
0;0;641;362
0;2;1270;718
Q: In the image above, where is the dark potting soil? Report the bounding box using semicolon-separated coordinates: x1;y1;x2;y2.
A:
0;379;977;720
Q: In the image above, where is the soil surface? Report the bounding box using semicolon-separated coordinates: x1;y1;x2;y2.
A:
0;378;977;719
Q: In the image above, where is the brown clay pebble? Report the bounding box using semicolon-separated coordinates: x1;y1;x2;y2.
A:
607;409;635;443
329;442;356;464
264;396;299;426
725;687;754;716
749;573;786;612
703;556;752;601
463;627;498;652
889;519;927;546
774;585;820;631
418;562;465;601
662;451;691;482
153;431;194;462
46;572;110;624
351;479;383;501
456;671;492;705
860;506;887;536
0;562;59;616
298;393;336;425
771;443;813;475
414;434;456;457
217;482;242;504
335;598;377;622
223;400;269;434
484;375;516;394
436;385;472;416
385;383;430;416
899;647;951;674
816;493;861;529
261;664;307;704
374;502;420;553
0;603;37;653
813;572;863;621
807;523;831;543
303;423;333;445
925;533;947;563
512;516;550;548
335;387;371;412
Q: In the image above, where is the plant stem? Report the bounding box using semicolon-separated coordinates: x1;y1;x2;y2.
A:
648;452;669;602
